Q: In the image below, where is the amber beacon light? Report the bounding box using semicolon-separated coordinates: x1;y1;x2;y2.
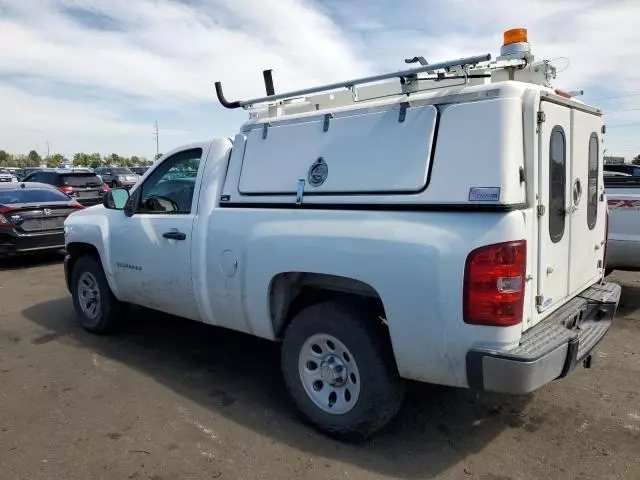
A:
503;28;528;46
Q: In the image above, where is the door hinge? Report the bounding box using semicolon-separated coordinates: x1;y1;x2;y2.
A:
535;295;544;307
537;111;546;123
537;204;546;216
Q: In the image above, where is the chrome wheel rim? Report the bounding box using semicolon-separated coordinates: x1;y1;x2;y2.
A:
298;333;361;415
77;272;101;321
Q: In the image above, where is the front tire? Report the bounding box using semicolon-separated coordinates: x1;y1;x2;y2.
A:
281;301;405;440
71;255;123;334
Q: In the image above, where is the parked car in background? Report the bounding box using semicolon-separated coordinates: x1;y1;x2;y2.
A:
17;167;52;181
604;170;632;178
130;166;149;176
22;170;110;207
0;182;84;257
0;168;17;183
94;167;140;189
603;164;640;177
604;173;640;273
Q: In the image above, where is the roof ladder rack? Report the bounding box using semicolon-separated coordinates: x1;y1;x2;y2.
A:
215;53;491;109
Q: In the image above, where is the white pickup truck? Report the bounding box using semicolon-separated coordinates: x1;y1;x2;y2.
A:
64;30;620;439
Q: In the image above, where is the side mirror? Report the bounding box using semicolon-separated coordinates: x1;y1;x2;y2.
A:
103;188;130;211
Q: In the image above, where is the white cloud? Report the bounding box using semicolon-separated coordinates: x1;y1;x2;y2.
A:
0;0;370;102
1;0;639;158
0;0;369;156
326;0;640;158
0;84;191;156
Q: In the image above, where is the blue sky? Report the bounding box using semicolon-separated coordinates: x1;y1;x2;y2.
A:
1;0;639;159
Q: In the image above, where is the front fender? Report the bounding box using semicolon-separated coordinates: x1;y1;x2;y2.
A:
64;207;121;298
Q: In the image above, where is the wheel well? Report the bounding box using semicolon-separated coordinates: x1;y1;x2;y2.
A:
269;272;386;339
65;242;101;290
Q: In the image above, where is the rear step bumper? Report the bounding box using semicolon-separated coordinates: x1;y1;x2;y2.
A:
466;282;621;395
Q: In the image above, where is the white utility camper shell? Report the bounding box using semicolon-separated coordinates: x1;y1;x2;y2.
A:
223;84;530;207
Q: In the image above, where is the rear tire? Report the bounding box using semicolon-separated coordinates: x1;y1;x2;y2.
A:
71;255;123;334
281;301;405;440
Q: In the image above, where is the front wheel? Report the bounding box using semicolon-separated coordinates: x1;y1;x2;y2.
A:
71;255;123;334
281;301;405;440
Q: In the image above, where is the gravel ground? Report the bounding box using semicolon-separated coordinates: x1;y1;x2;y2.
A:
1;254;639;480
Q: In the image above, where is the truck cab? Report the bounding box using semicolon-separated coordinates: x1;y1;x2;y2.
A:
64;28;620;439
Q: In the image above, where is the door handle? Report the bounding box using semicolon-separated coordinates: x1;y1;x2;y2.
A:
163;231;186;240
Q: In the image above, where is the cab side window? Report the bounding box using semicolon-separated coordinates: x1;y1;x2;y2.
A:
549;126;566;243
137;148;202;214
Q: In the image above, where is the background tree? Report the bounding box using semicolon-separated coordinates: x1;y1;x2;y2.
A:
47;153;67;168
73;153;90;167
14;155;28;168
0;150;14;167
105;153;122;166
632;154;640;165
88;153;102;168
0;150;160;168
27;150;42;167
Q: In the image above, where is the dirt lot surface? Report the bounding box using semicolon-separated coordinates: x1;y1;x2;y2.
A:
1;255;639;480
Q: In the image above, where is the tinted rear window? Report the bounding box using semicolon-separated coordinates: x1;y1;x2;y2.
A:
61;174;103;187
587;133;598;230
0;188;70;204
549;126;566;243
0;169;10;174
111;168;133;175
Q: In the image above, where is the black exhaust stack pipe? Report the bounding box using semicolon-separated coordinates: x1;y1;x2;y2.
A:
263;69;275;96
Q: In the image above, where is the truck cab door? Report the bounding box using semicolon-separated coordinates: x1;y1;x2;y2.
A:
109;146;209;320
537;102;571;312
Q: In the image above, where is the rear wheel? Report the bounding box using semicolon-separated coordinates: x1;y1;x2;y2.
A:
281;301;405;440
71;255;123;334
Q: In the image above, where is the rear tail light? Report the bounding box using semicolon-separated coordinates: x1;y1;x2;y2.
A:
58;185;74;195
70;202;85;209
0;206;18;228
464;240;527;327
101;183;110;192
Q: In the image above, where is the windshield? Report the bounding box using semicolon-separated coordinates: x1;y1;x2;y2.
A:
111;168;133;175
0;188;71;204
61;174;103;187
0;169;10;175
